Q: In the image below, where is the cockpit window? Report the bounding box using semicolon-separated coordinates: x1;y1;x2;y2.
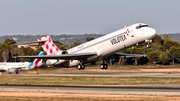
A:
136;24;148;29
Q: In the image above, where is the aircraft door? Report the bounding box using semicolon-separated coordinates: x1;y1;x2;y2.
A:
130;29;134;37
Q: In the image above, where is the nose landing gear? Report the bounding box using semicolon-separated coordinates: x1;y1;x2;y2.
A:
145;40;152;48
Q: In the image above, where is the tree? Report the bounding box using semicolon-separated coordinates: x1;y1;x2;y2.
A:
124;46;143;54
54;40;63;49
163;34;170;40
159;52;169;64
1;43;11;62
151;43;164;52
18;46;38;62
10;45;19;62
147;51;159;65
86;37;95;41
4;38;16;45
168;46;180;65
153;34;163;45
0;44;4;61
63;44;70;49
0;38;18;62
69;42;81;48
60;46;67;50
163;40;180;50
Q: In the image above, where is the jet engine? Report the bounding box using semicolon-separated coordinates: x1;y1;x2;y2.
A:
7;69;16;74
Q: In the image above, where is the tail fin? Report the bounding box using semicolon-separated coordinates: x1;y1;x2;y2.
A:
28;51;44;69
38;35;61;55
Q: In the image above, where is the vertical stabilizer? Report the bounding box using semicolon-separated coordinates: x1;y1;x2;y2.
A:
38;35;61;55
28;51;44;69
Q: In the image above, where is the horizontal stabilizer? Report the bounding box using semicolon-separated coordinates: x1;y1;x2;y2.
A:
13;40;47;46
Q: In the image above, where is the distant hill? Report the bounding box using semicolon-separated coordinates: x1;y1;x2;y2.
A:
0;34;103;45
1;33;180;45
166;33;180;42
159;33;180;42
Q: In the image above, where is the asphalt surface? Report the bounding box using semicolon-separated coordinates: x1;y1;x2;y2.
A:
2;73;180;77
1;73;180;95
0;84;180;95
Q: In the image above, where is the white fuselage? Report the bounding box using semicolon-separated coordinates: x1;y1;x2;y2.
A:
0;62;30;72
46;23;156;67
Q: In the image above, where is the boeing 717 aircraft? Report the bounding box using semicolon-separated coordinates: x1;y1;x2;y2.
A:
17;23;156;70
0;51;44;74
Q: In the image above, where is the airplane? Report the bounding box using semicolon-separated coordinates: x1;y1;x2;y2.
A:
0;51;44;74
16;23;156;70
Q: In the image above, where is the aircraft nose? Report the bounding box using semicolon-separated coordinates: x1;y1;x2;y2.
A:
151;28;156;35
147;28;156;39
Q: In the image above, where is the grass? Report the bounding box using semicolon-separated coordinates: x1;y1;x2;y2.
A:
0;76;180;85
0;93;179;101
0;96;93;101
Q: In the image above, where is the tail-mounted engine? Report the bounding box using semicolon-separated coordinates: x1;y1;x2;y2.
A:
61;50;68;54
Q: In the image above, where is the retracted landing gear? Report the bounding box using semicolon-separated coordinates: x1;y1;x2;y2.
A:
100;60;108;69
77;64;85;70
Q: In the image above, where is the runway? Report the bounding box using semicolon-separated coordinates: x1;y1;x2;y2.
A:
1;84;180;95
2;73;180;77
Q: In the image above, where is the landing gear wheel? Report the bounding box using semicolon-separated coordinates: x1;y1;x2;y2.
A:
78;65;82;70
78;64;85;70
81;65;85;70
104;64;108;69
100;64;108;69
15;70;19;74
145;40;152;48
100;64;104;69
147;44;151;48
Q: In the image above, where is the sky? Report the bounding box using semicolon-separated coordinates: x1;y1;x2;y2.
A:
0;0;180;35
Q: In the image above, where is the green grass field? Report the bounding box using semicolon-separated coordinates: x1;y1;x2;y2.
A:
0;96;94;101
0;76;179;85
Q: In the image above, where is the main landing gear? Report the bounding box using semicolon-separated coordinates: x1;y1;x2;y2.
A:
15;70;19;74
100;60;108;69
77;64;85;70
100;64;108;69
77;59;85;70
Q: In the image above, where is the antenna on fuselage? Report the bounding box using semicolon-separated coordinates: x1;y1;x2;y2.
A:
124;25;126;28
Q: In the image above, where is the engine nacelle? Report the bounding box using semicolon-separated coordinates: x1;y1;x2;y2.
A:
61;50;68;54
7;69;16;73
46;50;68;66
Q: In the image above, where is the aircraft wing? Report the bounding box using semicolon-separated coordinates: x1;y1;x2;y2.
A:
16;52;97;60
112;53;146;58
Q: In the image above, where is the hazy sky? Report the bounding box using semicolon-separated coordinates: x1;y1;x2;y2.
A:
0;0;179;35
